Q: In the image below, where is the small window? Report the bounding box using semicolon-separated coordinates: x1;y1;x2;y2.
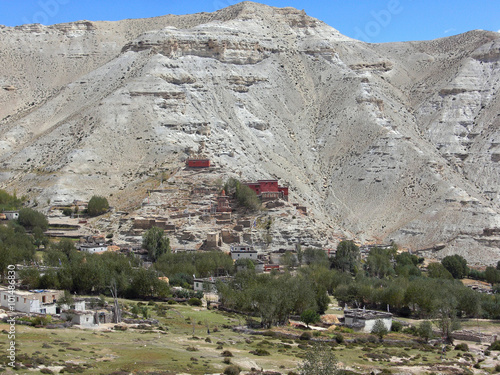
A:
24;298;26;303
16;297;19;302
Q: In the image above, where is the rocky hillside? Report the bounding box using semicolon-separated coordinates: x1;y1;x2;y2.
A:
1;2;499;264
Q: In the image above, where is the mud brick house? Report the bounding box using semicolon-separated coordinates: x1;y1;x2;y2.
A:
216;190;231;213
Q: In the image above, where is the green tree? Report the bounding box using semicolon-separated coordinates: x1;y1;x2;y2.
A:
19;267;40;289
57;290;75;309
33;226;48;249
441;255;468;279
332;240;360;274
0;223;36;281
433;288;460;344
224;178;261;211
485;266;500;285
366;247;395;278
87;195;109;217
301;309;320;328
0;189;24;211
418;321;434;343
129;268;169;298
281;251;298;269
303;248;329;267
371;319;389;341
299;343;340;375
142;227;171;262
427;262;453;279
17;207;48;231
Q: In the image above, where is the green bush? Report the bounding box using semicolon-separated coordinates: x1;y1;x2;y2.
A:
300;332;312;341
62;208;73;216
489;340;500;351
250;348;271;356
31;315;52;326
221;350;233;357
335;333;344;344
188;297;202;306
391;321;403;332
87;195;109;217
223;365;241;375
454;343;469;351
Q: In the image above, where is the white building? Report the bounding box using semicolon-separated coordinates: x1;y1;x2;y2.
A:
343;308;392;333
0;288;64;314
79;244;107;254
3;211;19;220
230;244;258;261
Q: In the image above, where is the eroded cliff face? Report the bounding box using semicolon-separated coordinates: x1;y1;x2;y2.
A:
0;2;499;264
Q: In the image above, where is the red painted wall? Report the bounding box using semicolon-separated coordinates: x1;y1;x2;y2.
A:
187;159;210;168
258;180;279;192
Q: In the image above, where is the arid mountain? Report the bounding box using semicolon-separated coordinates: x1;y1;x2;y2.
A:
1;2;499;264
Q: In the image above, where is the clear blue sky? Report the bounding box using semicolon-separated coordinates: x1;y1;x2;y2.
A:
0;0;498;43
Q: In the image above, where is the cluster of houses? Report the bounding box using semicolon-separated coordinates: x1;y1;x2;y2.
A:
0;286;115;328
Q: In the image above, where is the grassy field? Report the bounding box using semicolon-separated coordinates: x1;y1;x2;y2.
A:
0;300;499;374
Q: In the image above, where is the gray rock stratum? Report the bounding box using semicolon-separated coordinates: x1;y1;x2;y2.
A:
1;2;499;264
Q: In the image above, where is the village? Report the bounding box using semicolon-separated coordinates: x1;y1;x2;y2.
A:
1;157;500;375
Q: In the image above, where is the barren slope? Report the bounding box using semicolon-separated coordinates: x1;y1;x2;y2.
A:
0;2;499;264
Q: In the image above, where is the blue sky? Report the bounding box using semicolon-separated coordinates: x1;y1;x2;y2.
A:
0;0;498;43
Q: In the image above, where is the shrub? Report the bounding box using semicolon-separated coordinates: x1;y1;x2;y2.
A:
454;343;469;351
489;340;500;351
62;208;73;216
250;348;271;356
223;365;241;375
188;297;202;306
299;332;312;341
335;333;344;344
32;315;52;326
221;350;233;357
391;321;403;332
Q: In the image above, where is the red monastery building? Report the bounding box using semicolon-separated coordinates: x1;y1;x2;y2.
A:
186;158;210;168
245;180;289;201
